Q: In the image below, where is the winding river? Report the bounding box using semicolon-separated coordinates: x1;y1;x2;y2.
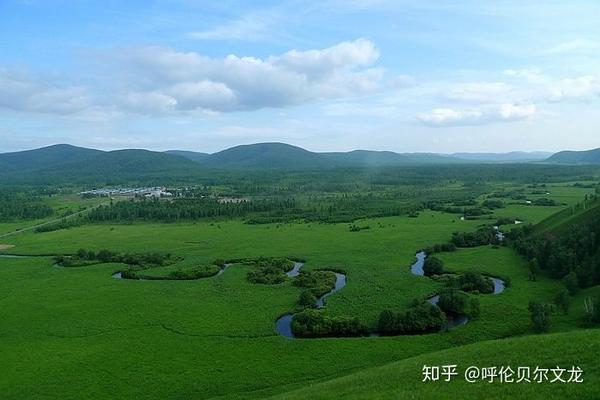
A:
412;250;505;329
275;263;347;339
275;248;506;338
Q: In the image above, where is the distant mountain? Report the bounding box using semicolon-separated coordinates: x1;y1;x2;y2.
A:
546;148;600;164
201;143;328;169
198;143;465;169
0;144;103;171
452;151;553;162
1;142;580;184
1;149;200;184
165;150;209;162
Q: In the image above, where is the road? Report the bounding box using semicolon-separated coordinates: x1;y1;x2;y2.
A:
0;201;110;239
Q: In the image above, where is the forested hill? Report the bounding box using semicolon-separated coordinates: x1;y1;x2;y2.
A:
0;144;102;171
0;148;201;185
194;143;465;169
546;148;600;164
510;197;600;290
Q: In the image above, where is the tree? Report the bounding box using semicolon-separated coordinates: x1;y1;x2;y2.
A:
423;257;444;276
554;290;571;314
76;248;88;259
469;297;481;319
298;290;317;307
528;301;553;333
563;271;579;295
528;259;538;282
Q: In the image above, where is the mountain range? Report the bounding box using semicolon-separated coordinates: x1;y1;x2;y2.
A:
0;143;599;184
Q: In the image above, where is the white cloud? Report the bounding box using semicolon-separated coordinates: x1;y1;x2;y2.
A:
188;12;278;41
545;75;600;102
418;104;535;126
113;39;382;113
0;39;383;117
0;68;92;114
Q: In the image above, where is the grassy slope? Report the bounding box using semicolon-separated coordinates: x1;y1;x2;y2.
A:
268;329;600;400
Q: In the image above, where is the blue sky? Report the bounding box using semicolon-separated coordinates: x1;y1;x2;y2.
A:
1;0;599;153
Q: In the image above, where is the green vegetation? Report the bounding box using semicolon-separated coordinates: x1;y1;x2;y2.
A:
377;301;447;335
0;189;53;221
292;309;368;337
0;163;599;399
423;256;444;276
247;258;295;284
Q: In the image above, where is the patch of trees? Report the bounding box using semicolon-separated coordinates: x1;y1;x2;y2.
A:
529;301;554;333
451;226;500;247
87;197;299;222
291;309;367;338
348;224;370;232
482;199;505;209
423;256;444;276
510;214;600;290
167;265;221;280
293;270;337;306
0;190;53;221
377;300;447;335
447;272;494;294
423;243;457;254
532;198;560;206
35;218;82;233
437;289;481;318
55;249;172;268
246;257;294;284
427;202;491;217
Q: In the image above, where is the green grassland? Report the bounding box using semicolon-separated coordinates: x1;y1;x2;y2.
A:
0;181;598;399
269;328;600;400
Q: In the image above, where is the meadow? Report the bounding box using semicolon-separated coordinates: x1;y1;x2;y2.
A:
0;175;599;399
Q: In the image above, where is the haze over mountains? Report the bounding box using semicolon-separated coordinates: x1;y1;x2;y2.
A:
0;143;599;184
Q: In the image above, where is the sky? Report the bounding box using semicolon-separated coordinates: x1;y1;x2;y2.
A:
0;0;599;154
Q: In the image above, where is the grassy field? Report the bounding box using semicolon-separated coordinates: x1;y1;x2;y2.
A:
269;329;600;400
0;182;597;399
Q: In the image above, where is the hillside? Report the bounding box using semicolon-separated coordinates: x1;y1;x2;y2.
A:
534;197;600;234
269;329;600;400
3;149;200;185
199;143;467;169
547;148;600;164
0;144;103;172
200;143;328;169
165;150;209;162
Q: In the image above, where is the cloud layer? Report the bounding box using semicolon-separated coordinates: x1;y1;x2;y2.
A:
0;39;382;117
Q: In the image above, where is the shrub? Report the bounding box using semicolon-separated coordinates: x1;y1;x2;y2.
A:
450;272;494;294
437;289;469;315
292;309;367;337
168;265;220;280
529;301;554;333
298;290;317;307
377;302;447;335
554;290;571;314
423;257;444;276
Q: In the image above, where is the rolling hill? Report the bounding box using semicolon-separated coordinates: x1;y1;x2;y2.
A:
269;329;600;400
0;142;581;181
1;149;200;184
0;144;103;171
200;143;327;169
164;150;209;162
546;148;600;164
196;143;466;169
